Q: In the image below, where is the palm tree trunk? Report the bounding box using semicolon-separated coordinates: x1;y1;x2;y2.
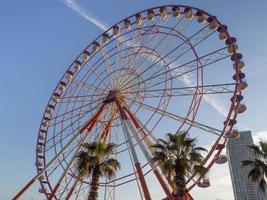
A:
88;166;101;200
174;160;186;200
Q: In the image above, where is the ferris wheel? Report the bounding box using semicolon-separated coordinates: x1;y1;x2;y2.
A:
14;5;247;200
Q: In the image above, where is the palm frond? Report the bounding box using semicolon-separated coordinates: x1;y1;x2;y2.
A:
105;143;116;155
189;152;204;164
151;152;169;164
75;142;120;181
248;167;262;182
248;145;264;158
194;147;208;152
259;141;267;154
101;158;121;170
241;160;255;166
102;167;116;180
193;165;208;177
99;158;120;180
158;138;169;146
151;131;207;192
258;178;267;194
159;159;175;177
151;143;166;150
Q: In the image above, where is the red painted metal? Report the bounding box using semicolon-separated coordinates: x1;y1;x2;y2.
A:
100;112;115;141
123;105;174;200
135;163;152;200
116;99;152;200
65;180;78;200
12;178;35;200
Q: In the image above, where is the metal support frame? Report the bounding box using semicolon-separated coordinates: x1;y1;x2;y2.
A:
123;104;195;200
116;100;152;200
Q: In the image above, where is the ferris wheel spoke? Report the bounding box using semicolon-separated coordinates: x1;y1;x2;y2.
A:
126;98;222;136
56;93;106;103
48;100;101;129
72;79;108;94
120;29;187;85
87;66;112;90
48;98;103;127
122;46;229;92
156;24;214;60
113;38;127;89
55;174;75;200
126;25;161;65
118;17;167;85
127;16;164;58
119;24;215;89
46;116;101;154
73;181;84;200
129;15;187;69
46;101;103;151
46;142;78;177
100;47;116;85
116;46;159;90
120;83;235;98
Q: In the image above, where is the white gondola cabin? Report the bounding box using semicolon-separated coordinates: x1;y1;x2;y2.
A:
235;103;247;114
135;13;143;25
225;129;240;139
214;155;227;164
147;10;155;21
159;7;168;20
66;70;74;81
184;8;193;20
237;79;248;92
172;6;180;18
233;61;245;70
197;177;210;188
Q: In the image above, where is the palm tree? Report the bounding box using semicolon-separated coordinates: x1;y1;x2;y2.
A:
76;142;120;200
151;131;208;200
241;141;267;193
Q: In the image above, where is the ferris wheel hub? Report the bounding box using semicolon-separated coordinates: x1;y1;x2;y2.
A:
103;90;118;104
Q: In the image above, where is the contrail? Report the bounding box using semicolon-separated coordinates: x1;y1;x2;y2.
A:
61;0;229;117
61;0;109;31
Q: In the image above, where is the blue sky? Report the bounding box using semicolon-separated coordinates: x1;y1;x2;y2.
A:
0;0;267;199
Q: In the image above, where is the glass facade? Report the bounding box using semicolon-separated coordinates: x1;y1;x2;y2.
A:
227;131;266;200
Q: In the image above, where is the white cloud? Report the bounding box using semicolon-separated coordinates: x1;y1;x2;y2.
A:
61;0;109;31
252;130;267;144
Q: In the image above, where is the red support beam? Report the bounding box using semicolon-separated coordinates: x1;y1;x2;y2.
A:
135;163;152;200
65;179;79;200
100;112;115;141
12;178;35;200
115;99;152;200
122;105;174;200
